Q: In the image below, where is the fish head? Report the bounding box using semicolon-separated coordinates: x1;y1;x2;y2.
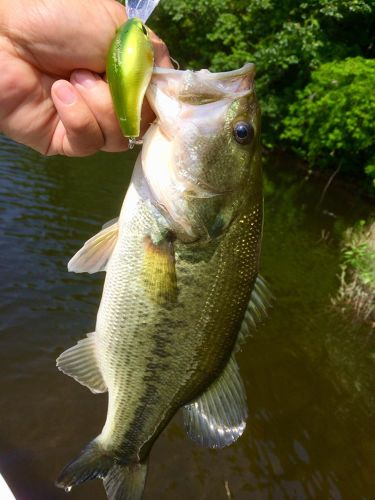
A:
143;64;261;241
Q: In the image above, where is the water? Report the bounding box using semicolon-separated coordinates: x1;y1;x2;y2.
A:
0;135;373;499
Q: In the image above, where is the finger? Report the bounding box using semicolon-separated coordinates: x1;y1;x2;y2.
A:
70;70;129;152
149;31;174;69
50;80;104;156
141;32;174;133
9;0;127;76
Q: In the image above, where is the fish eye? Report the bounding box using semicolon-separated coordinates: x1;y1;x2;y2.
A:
233;122;254;145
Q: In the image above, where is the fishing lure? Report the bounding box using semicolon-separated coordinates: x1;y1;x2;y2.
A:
107;0;161;147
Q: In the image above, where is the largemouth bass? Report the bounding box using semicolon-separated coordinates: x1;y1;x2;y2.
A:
56;63;270;499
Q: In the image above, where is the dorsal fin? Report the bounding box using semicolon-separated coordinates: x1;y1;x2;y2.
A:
182;275;272;449
235;274;273;351
183;356;247;448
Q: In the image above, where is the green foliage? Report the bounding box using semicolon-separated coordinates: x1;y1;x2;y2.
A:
282;57;375;184
152;0;374;150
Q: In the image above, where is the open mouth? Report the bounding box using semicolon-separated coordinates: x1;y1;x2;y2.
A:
150;63;255;102
152;63;255;79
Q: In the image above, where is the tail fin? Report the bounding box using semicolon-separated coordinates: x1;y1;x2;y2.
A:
104;462;148;500
55;439;148;499
55;439;112;490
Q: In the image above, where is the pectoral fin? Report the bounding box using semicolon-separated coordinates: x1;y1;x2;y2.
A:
68;219;119;274
56;332;107;394
142;236;178;304
183;357;247;448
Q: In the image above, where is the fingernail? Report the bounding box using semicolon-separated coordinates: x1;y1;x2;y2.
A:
54;81;76;105
73;70;98;89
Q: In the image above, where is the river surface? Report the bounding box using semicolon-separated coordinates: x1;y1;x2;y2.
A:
0;134;374;500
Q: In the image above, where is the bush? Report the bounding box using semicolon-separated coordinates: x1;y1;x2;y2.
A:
282;58;375;186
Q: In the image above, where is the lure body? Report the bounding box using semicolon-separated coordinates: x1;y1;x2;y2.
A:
107;18;154;139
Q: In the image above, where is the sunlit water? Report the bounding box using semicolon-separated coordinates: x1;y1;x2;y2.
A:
0;135;373;500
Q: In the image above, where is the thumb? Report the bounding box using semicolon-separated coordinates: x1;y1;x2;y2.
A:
49;80;105;156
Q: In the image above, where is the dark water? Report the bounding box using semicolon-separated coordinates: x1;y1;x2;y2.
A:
0;134;374;500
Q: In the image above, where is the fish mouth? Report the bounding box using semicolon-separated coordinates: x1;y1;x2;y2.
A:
152;63;255;79
150;63;256;102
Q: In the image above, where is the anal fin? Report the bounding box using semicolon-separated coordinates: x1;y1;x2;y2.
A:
56;332;107;394
183;357;247;448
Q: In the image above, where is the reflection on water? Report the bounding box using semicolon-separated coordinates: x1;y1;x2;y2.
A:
0;135;373;499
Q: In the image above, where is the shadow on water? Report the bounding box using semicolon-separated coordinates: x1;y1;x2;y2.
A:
0;135;374;499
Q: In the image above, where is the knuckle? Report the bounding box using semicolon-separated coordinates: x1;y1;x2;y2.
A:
67;112;94;135
0;59;35;122
66;121;104;155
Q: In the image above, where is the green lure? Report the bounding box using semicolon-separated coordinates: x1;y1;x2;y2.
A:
107;17;154;142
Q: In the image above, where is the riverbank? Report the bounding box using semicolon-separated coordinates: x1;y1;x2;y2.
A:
265;148;375;202
266;150;374;328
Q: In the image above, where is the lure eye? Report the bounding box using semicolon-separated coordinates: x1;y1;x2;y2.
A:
233;122;254;145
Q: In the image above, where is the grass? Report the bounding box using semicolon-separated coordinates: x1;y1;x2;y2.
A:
332;220;375;329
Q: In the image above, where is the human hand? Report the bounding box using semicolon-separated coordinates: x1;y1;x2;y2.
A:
0;0;171;156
